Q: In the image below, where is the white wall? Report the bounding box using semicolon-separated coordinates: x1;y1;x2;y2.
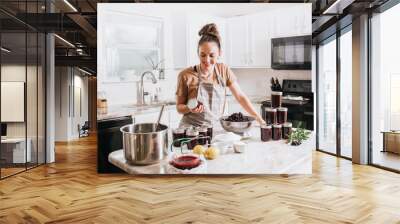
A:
55;67;89;141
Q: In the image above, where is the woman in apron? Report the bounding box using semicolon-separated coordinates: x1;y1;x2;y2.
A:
175;23;265;130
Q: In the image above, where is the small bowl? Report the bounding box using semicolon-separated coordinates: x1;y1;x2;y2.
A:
233;141;247;153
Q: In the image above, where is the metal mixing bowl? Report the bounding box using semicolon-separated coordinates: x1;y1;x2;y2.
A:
120;123;168;165
219;116;255;135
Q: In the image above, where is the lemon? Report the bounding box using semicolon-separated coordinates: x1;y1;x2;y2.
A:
204;147;219;160
193;145;205;155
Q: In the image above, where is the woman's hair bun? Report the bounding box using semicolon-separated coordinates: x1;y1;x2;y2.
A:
198;23;220;39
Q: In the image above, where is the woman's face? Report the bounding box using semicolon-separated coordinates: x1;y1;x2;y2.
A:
198;41;220;72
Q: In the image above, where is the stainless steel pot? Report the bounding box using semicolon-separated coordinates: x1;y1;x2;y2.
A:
120;123;168;165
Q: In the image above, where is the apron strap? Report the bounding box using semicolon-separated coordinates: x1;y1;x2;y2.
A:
213;65;227;116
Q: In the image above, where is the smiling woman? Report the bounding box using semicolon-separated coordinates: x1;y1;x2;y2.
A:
175;23;265;129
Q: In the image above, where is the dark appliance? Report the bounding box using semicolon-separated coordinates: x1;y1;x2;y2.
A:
97;115;133;173
261;79;314;130
1;123;7;138
271;35;311;70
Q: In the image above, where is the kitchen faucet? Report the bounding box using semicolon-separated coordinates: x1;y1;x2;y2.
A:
138;71;158;105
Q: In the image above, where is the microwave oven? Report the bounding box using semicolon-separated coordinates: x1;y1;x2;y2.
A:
271;35;311;70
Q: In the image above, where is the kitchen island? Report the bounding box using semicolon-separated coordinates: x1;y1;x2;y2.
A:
108;127;314;175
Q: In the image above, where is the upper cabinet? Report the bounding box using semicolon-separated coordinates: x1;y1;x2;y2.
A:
172;12;226;68
226;13;269;68
171;5;311;69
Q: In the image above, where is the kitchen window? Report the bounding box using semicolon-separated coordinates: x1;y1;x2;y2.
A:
316;24;353;159
339;26;352;159
317;35;337;155
370;2;400;172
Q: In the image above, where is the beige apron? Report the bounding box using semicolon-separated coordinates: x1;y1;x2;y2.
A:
179;65;226;128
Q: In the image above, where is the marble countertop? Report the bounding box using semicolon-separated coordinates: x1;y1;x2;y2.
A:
97;95;268;121
108;128;314;175
97;101;176;121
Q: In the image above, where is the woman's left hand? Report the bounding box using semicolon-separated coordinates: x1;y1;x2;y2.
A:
256;116;266;126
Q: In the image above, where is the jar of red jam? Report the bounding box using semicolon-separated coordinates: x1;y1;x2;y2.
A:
260;124;272;142
272;124;282;140
172;128;185;147
198;126;208;145
277;107;288;124
205;124;213;144
271;91;283;108
265;108;277;125
283;122;292;139
185;128;199;150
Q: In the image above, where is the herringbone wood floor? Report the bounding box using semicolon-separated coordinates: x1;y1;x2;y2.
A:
1;134;400;224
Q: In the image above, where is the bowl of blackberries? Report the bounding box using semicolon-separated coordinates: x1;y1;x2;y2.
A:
220;112;255;135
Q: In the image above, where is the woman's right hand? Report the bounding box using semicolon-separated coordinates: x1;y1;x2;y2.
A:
189;104;204;113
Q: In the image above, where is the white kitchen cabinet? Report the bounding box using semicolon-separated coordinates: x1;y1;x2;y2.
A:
226;16;248;67
227;13;270;68
248;13;270;68
269;5;310;38
172;12;226;68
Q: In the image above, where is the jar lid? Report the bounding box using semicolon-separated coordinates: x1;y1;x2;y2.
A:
273;124;282;128
173;128;185;134
265;108;277;112
271;91;283;96
278;107;288;111
198;126;208;132
187;98;198;110
283;122;292;127
185;128;199;136
203;123;213;128
261;124;272;129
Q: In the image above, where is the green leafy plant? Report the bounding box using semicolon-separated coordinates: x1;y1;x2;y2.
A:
288;125;311;146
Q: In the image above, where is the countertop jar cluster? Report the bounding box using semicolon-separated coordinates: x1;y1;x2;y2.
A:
262;91;292;141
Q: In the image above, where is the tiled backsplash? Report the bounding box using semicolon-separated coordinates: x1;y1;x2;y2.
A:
102;68;311;106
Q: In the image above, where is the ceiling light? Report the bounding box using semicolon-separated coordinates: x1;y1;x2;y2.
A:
1;47;11;53
54;34;75;48
63;0;78;12
78;67;92;76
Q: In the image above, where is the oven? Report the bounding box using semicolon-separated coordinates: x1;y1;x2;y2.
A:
261;79;314;130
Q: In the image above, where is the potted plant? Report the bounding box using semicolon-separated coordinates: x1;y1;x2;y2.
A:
288;127;311;146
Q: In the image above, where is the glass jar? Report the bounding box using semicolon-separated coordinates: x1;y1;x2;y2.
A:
283;122;292;139
198;126;208;145
271;91;283;108
277;107;288;124
260;124;272;142
265;108;277;125
205;124;213;144
187;98;199;110
172;128;185;147
272;124;282;140
185;128;199;150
